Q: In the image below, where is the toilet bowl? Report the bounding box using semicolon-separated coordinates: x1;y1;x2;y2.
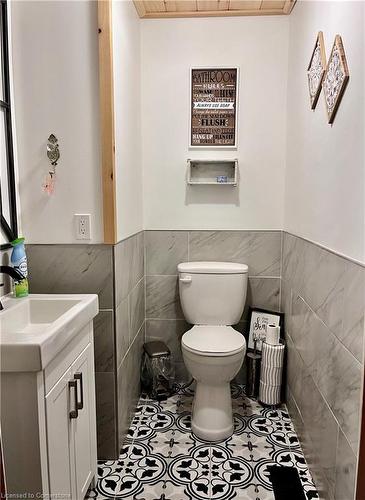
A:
182;325;246;441
178;261;248;442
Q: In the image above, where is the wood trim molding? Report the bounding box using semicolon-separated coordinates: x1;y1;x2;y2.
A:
282;0;292;14
98;0;117;244
133;0;296;18
133;0;146;17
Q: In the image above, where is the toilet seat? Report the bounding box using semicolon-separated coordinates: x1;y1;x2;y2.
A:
182;325;245;357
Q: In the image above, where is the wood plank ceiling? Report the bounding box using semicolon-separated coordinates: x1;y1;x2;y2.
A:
133;0;296;18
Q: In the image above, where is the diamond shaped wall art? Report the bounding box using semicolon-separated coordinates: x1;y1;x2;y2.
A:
307;31;326;109
322;35;350;124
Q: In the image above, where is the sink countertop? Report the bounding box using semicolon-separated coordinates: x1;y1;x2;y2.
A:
0;294;99;372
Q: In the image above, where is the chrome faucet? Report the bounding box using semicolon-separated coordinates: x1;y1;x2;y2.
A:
0;266;25;310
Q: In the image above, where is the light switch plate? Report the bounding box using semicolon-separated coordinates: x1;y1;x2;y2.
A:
75;214;91;240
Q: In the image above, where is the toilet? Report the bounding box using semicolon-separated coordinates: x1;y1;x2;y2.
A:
178;261;248;442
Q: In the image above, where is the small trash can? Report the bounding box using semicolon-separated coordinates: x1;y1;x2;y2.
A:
141;341;174;400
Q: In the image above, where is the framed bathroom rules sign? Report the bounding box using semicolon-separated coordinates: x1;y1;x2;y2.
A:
190;67;238;148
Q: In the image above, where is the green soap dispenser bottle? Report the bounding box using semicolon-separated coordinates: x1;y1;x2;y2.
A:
10;237;29;297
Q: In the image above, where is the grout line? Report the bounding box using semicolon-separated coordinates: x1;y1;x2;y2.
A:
118;321;145;371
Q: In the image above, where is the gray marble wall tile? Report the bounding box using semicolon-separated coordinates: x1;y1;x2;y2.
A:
145;231;188;275
117;324;144;448
93;311;114;373
280;279;292;332
325;341;362;454
283;231;365;499
287;390;334;500
129;278;145;339
282;233;348;340
146;275;183;319
117;352;134;447
27;244;113;309
95;372;117;459
114;232;144;307
189;231;281;277
341;261;365;364
145;233;281;381
245;277;280;316
145;276;279;322
282;232;308;286
286;334;304;402
116;297;130;369
290;294;335;388
334;429;357;500
309;248;346;339
145;319;190;366
300;369;337;497
284;234;363;455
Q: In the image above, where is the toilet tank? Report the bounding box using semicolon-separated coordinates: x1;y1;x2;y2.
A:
178;262;248;325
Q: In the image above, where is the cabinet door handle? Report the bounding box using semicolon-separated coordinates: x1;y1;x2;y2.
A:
74;372;84;410
69;380;78;419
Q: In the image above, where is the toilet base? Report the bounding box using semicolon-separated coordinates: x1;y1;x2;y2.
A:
191;381;234;442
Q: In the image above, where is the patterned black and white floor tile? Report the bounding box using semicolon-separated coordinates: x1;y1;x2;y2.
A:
86;384;318;500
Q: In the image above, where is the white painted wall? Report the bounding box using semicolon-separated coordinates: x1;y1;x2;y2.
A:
112;0;144;241
10;0;103;244
285;0;365;263
141;16;289;230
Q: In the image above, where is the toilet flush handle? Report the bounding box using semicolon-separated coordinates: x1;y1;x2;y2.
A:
179;275;192;283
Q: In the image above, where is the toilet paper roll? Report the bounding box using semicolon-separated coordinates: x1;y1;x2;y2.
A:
266;324;280;345
261;341;285;368
260;364;283;386
259;380;281;406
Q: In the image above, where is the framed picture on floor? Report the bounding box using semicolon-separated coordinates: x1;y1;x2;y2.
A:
247;307;284;352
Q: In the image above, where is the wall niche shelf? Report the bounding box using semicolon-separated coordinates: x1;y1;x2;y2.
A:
187;159;238;186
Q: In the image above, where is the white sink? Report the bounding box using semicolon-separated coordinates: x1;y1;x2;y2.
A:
0;294;98;372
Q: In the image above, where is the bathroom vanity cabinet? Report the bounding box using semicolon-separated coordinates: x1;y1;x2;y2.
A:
1;318;97;499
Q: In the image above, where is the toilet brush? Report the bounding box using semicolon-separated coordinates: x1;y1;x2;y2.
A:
246;332;261;399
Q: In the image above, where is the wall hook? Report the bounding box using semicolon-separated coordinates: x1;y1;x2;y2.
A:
47;134;60;171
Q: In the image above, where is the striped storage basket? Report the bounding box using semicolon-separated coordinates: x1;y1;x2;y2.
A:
259;341;285;406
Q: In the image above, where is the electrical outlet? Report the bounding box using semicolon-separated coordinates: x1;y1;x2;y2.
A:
75;214;91;240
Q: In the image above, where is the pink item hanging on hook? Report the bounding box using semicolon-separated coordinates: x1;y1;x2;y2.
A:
42;172;56;195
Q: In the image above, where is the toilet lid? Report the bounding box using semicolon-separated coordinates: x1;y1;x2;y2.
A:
182;325;246;357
